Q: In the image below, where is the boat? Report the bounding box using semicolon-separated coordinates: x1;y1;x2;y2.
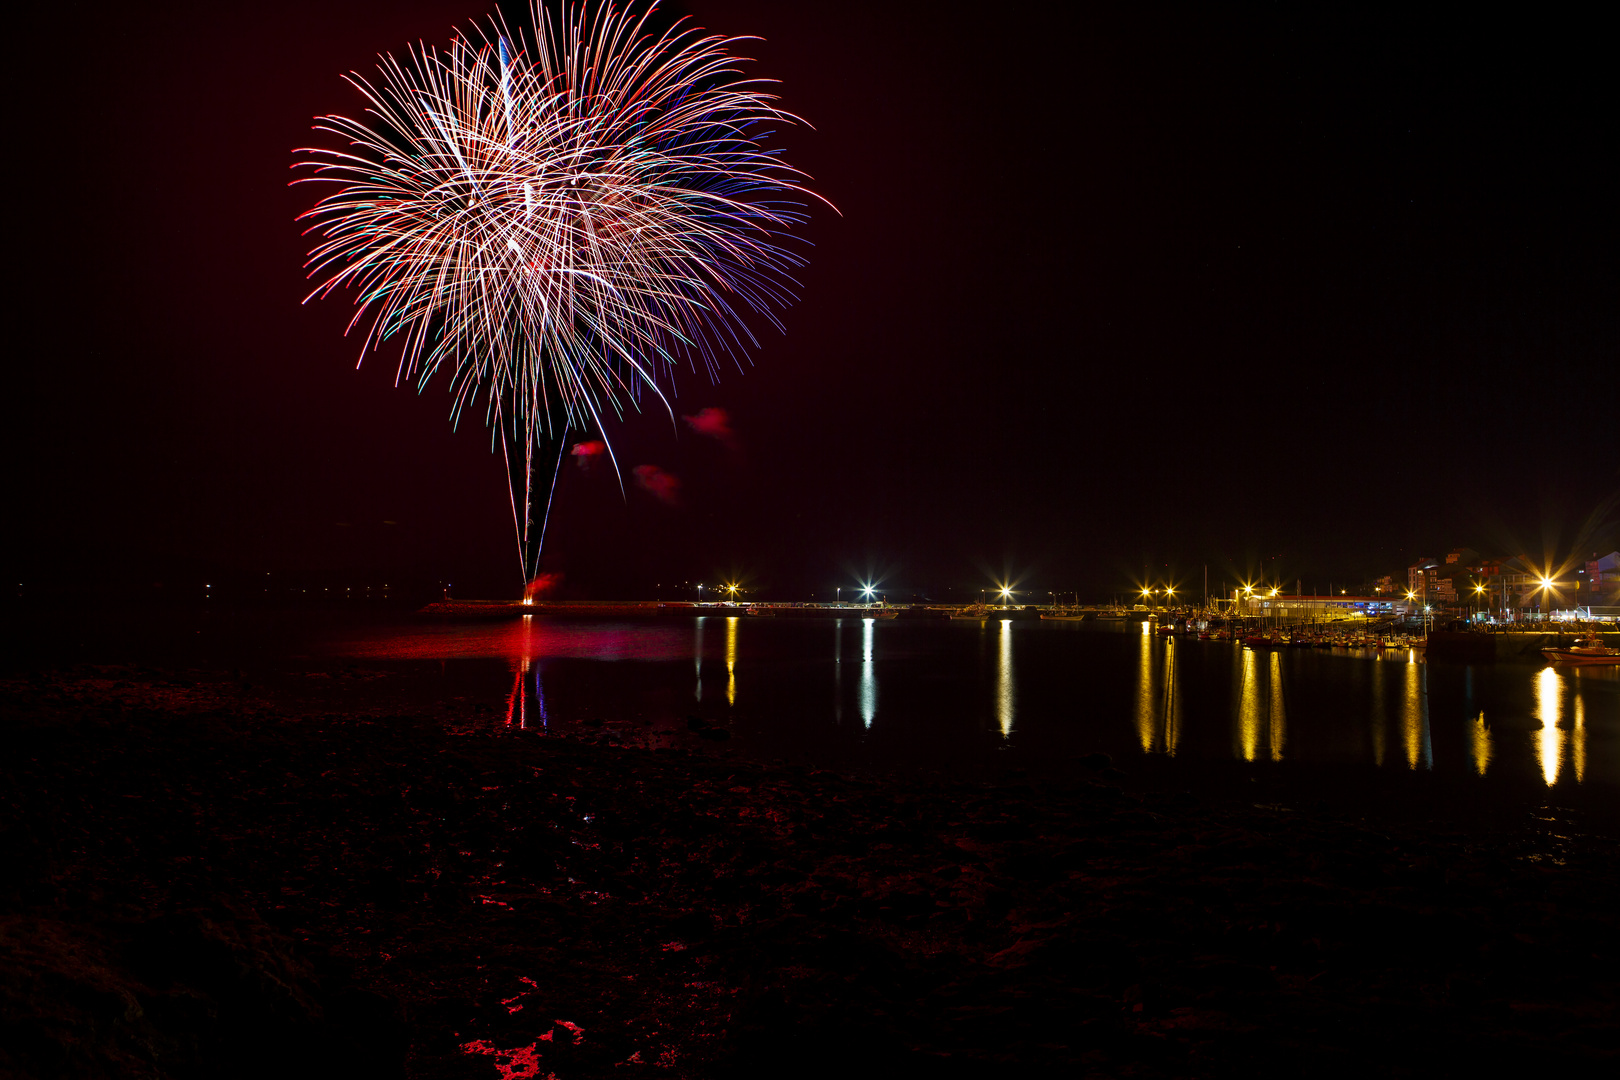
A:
1542;636;1620;665
950;605;990;620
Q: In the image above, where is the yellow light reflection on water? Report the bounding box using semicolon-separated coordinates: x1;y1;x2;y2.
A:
1573;693;1585;783
1469;712;1492;776
1402;661;1431;770
996;619;1015;737
726;617;738;706
1162;640;1181;755
1267;650;1287;762
1237;647;1261;762
1135;629;1154;752
1536;667;1563;786
860;618;877;728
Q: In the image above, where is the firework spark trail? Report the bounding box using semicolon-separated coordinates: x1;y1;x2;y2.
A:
294;1;822;585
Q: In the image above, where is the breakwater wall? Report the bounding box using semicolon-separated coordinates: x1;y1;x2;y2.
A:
1426;630;1619;664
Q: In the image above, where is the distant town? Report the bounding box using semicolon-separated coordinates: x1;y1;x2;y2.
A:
1218;548;1620;624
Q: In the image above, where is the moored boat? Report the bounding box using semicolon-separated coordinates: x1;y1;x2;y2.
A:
1542;636;1620;665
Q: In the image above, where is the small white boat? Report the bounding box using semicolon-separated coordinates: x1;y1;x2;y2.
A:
1542;636;1620;665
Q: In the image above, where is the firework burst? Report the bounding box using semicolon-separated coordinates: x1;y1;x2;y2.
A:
294;1;819;587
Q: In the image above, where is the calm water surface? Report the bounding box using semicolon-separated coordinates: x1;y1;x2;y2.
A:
325;616;1618;810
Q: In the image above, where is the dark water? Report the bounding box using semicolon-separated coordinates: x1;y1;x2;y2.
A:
318;615;1618;819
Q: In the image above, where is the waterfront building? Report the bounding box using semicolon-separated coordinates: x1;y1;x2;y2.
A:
1407;558;1438;595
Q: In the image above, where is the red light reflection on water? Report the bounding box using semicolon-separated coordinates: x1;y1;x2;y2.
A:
329;619;692;664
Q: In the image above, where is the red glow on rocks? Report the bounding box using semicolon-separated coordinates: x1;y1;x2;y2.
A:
632;464;680;505
460;1039;548;1079
681;406;738;449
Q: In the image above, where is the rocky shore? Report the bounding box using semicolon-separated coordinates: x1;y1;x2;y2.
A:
3;664;1616;1077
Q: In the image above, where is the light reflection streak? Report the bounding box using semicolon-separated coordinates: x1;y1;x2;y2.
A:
726;617;738;707
503;615;545;730
1464;669;1489;776
1135;629;1154;752
1572;692;1585;784
1402;661;1431;770
1267;650;1286;762
1163;643;1181;755
860;618;877;728
833;620;843;725
1237;647;1261;762
693;617;704;703
1134;635;1181;755
996;619;1014;737
506;663;527;728
1535;667;1563;786
1235;649;1285;762
1469;711;1492;776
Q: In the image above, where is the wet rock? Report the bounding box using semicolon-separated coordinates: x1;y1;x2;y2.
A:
2;666;1616;1077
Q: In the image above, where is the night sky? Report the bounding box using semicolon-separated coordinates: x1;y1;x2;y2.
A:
12;1;1616;602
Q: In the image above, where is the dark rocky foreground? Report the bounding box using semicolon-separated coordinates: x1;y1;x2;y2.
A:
2;666;1616;1078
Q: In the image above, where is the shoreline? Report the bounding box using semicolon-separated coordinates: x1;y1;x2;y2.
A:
3;664;1616;1077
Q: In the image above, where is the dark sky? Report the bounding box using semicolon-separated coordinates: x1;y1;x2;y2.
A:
11;1;1616;602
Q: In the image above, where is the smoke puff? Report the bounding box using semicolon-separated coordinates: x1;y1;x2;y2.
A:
682;407;737;449
571;440;606;470
524;572;563;600
633;465;681;506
